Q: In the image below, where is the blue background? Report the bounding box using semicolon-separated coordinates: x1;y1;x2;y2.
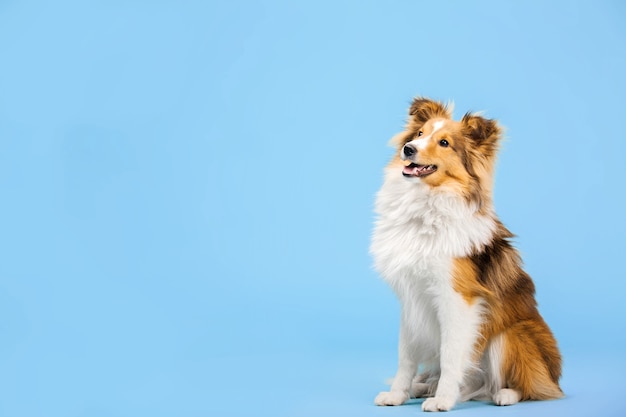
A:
1;1;625;416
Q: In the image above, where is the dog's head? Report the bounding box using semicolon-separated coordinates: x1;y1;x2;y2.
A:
390;97;502;206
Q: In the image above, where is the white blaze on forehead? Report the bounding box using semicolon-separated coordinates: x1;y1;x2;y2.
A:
413;119;446;150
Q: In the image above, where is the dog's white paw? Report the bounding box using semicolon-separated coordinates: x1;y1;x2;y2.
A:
374;391;409;406
493;388;521;406
421;396;455;412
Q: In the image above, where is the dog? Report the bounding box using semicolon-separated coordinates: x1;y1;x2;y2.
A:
370;97;562;412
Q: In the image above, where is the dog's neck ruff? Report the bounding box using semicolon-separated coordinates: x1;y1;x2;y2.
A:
371;170;496;277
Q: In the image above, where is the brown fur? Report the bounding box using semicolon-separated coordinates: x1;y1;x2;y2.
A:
403;97;563;401
451;227;563;400
394;98;502;214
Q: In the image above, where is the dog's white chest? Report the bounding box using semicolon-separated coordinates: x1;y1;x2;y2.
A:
370;174;496;283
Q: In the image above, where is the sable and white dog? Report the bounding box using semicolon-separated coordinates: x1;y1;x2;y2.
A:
371;98;562;412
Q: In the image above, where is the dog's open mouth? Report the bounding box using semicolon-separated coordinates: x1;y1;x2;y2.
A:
402;163;437;177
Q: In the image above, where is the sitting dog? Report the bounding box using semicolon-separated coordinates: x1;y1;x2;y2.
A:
371;97;562;412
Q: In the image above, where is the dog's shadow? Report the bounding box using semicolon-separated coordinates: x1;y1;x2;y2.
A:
402;398;493;412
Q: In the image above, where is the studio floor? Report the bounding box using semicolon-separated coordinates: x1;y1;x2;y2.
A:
205;350;626;417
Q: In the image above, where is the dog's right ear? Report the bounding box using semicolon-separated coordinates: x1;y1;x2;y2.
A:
409;97;452;125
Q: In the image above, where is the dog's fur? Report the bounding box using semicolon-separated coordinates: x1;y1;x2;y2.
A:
371;97;562;412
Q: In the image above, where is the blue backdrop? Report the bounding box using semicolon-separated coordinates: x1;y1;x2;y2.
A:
1;1;625;416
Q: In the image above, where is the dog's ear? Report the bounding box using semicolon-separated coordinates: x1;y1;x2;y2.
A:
409;97;451;125
461;112;501;158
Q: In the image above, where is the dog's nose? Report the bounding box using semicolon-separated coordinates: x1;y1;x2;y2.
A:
403;143;417;157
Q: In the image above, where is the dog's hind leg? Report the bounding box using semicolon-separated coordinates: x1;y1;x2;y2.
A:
497;319;563;404
410;369;438;398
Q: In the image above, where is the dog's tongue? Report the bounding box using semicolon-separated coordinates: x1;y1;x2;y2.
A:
403;165;421;176
403;163;437;177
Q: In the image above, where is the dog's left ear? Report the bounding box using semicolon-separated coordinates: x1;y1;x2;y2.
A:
409;97;451;125
461;113;501;157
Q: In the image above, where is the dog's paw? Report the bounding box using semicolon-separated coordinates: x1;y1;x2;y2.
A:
493;388;521;406
421;396;456;412
374;391;409;406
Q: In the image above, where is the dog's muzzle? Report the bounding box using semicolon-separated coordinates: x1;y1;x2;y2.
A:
402;143;417;160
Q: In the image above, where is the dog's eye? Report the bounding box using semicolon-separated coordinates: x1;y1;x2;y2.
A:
439;139;449;147
418;131;423;137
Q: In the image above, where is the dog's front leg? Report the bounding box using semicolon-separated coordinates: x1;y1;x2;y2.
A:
374;318;417;406
422;291;481;412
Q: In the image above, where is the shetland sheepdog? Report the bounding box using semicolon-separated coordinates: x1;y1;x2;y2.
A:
371;97;562;412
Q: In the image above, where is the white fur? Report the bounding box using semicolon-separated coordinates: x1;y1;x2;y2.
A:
407;135;430;152
484;334;505;395
414;136;429;151
494;388;521;406
374;390;409;406
412;119;445;151
371;165;497;411
371;165;496;271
